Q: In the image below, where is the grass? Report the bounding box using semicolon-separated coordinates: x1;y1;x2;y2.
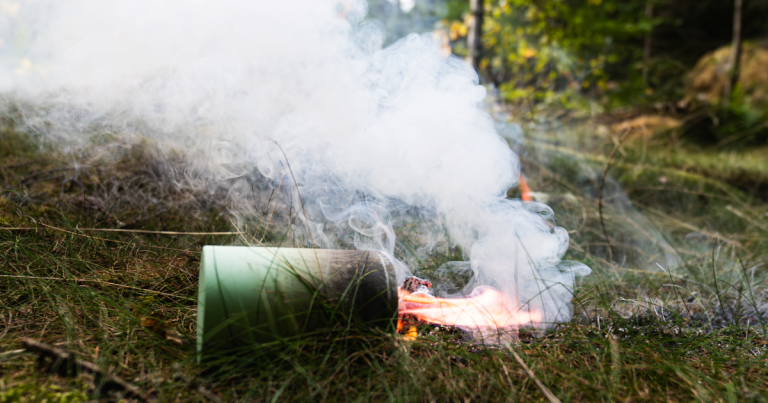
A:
2;109;768;402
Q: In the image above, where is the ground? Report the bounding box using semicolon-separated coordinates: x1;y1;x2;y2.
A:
1;108;768;402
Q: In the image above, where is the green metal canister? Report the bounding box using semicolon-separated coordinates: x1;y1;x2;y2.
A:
196;246;398;360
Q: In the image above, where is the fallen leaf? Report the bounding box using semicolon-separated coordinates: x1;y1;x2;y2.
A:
139;312;184;345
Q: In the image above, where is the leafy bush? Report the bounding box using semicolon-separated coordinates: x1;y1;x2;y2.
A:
445;0;659;109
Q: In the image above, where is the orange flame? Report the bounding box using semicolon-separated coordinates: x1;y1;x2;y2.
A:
518;176;533;202
398;287;541;330
395;172;538;339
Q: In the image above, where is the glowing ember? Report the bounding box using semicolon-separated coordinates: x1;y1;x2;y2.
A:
398;287;541;330
394;176;543;340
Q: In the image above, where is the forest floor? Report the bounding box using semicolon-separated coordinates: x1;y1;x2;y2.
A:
1;108;768;402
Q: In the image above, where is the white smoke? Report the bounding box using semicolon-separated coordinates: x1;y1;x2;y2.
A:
1;0;589;329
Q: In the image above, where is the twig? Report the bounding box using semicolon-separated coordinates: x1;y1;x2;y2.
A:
493;356;515;391
0;349;27;359
504;343;561;403
20;338;151;401
34;222;196;252
1;227;241;236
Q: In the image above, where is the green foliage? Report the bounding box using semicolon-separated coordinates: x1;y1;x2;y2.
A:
445;0;661;109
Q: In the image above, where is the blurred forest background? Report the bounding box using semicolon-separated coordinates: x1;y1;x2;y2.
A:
372;0;768;146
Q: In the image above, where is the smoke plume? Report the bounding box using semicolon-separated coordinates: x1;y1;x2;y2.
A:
1;0;590;330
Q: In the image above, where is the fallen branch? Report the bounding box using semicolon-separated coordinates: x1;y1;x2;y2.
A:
504;343;561;403
20;338;150;401
1;226;242;236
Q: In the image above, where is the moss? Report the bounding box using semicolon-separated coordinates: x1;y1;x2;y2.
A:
0;383;88;403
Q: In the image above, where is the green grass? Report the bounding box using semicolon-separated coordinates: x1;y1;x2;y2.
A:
2;114;768;402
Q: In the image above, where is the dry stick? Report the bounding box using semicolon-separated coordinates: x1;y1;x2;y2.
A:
20;338;150;402
2;227;242;235
504;343;561;403
493;356;515;393
0;349;26;359
27;222;201;252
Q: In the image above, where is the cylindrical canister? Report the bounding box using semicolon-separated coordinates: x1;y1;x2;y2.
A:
197;246;399;359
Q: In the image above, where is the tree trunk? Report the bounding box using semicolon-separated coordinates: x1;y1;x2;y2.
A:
642;2;653;85
723;0;743;108
466;0;484;74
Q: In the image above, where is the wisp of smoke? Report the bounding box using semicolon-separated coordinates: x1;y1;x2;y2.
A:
1;0;590;331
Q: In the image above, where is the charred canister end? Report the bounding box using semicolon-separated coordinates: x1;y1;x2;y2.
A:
344;250;399;330
319;249;399;329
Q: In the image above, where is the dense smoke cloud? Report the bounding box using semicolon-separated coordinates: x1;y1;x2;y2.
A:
1;0;589;330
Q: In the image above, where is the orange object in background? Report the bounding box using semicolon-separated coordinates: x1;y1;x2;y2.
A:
518;176;533;202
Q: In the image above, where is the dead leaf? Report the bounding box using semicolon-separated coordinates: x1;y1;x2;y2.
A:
139;312;184;345
164;328;184;345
